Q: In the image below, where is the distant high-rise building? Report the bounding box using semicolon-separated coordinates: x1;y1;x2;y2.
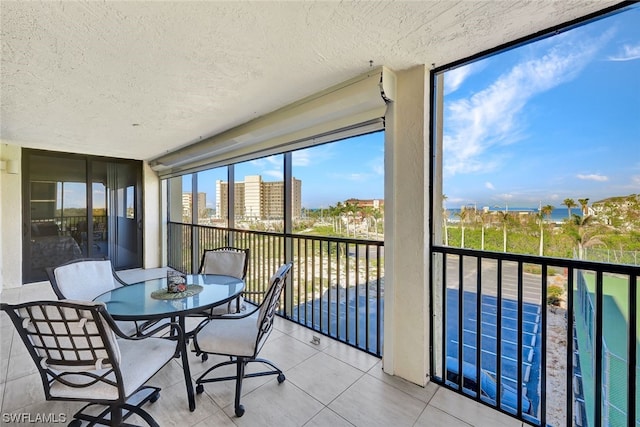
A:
215;175;302;220
182;192;207;219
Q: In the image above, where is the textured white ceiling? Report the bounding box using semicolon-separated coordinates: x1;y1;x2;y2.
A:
0;1;619;161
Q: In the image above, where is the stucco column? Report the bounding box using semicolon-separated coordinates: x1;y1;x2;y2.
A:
0;143;23;290
142;162;163;269
383;65;430;386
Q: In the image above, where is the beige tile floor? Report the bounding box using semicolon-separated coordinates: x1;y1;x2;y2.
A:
0;268;526;426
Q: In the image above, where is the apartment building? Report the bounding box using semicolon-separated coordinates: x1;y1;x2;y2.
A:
182;192;207;219
216;175;302;220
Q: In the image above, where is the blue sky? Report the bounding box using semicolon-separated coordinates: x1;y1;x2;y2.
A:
195;133;384;209
443;4;640;210
193;5;639;212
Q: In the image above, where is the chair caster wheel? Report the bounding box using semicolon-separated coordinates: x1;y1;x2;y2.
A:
68;420;82;427
196;384;204;394
150;391;160;403
277;373;286;383
235;404;245;417
201;354;208;362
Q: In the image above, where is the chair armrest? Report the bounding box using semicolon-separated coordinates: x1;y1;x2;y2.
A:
241;290;265;296
107;316;181;341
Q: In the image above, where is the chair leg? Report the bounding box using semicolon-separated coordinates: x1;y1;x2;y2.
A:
110;405;123;426
194;355;284;417
234;358;246;417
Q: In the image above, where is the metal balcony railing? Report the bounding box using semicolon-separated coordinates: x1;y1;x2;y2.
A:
168;222;638;425
167;222;384;356
430;246;639;427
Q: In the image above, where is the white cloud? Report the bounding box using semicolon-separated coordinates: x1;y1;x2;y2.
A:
292;151;311;167
577;173;608;182
485;182;495;190
443;31;608;177
608;42;640;61
633;175;640;186
348;173;367;181
264;170;284;180
444;62;483;94
369;156;384;176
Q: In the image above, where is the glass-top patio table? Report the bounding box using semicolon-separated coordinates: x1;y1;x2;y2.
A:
94;274;245;412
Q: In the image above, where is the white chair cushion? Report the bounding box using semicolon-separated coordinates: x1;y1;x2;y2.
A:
54;260;120;301
201;251;246;279
209;295;246;315
195;312;261;357
49;336;176;400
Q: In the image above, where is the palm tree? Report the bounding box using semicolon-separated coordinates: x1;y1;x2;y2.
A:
496;210;511;252
564;214;606;259
455;208;470;248
578;198;590;215
442;194;449;246
344;201;359;237
477;210;491;251
563;198;577;219
538;204;554;256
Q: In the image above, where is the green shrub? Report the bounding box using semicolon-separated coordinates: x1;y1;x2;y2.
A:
547;285;563;306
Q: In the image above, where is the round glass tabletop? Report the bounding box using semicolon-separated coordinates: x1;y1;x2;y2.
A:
94;274;245;320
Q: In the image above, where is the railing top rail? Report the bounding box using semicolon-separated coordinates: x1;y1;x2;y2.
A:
169;221;384;246
432;245;640;275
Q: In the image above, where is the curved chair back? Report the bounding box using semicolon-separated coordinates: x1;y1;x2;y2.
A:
198;247;249;280
46;257;126;301
1;300;124;401
1;299;178;425
255;262;292;352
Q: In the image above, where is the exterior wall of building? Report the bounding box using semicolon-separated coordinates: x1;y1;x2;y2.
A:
215;175;302;220
291;178;302;218
182;192;192;219
0;143;22;290
181;192;207;220
244;175;262;218
215;180;226;218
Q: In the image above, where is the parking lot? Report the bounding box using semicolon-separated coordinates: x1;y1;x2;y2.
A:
443;258;543;414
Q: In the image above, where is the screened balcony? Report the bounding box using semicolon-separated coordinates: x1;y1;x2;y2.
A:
1;2;637;427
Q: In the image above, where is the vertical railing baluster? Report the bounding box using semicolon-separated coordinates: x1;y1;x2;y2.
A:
319;240;324;334
375;244;381;355
311;239;316;330
296;237;301;322
566;267;574;427
345;242;350;343
628;274;637;427
457;255;464;391
475;256;482;402
594;270;603;427
540;263;548;426
355;243;360;348
441;252;448;388
332;241;338;338
517;261;523;417
364;246;371;351
365;241;370;351
496;258;503;412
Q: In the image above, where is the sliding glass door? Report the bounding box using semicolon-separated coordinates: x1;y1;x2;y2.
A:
22;149;143;283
